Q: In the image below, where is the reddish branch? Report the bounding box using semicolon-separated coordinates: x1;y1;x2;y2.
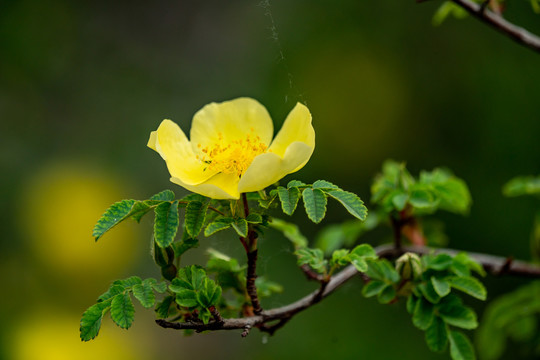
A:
156;243;540;335
419;0;540;53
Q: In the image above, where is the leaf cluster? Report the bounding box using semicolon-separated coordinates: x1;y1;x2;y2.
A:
371;160;471;216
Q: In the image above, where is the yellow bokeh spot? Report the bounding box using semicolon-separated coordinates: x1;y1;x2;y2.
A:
9;311;148;360
18;162;142;280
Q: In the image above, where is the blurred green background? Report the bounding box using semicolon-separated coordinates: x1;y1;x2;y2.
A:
1;0;540;359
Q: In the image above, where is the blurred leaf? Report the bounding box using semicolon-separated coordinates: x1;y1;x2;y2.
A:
425;316;448;352
312;180;341;190
155;295;176;319
413;297;435;330
432;1;468;26
378;284;396;304
185;201;208;237
110;292;135;329
269;218;308;248
362;280;387;297
80;301;110;341
448;330;475;360
438;296;478;329
295;247;327;273
231;218;248;237
302;188;327;223
255;277;284;298
154;200;180;248
424;253;453;271
447;276;487;300
503;175;540;197
431;276;451;297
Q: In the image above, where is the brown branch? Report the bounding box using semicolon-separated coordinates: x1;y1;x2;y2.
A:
156;244;540;334
246;248;263;314
442;0;540;53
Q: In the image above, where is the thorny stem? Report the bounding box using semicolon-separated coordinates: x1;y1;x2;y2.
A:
156;244;540;336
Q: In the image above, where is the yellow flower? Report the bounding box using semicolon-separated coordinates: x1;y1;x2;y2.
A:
148;97;315;199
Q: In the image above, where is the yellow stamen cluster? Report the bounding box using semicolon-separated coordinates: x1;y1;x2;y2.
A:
197;131;269;177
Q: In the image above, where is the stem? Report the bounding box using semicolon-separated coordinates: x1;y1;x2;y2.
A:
246;248;263;314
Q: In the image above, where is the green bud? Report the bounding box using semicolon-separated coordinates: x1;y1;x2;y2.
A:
395;253;422;280
161;264;177;281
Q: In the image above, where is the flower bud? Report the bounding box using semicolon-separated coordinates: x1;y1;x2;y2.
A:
395;252;422;280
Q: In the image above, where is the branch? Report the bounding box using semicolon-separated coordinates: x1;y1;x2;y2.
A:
156;244;540;334
446;0;540;53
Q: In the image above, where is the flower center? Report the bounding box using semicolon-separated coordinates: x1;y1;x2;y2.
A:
197;130;269;177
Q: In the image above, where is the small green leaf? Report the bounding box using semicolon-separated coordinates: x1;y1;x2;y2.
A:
149;279;168;293
438;299;478;330
362;280;387;298
407;296;418;314
330;249;350;267
424;253;453;271
392;192;409;211
409;187;438;210
113;276;142;288
312;180;340;190
175;289;198;308
418;281;442;304
448;330;476;360
431;276;451;297
80;302;110;341
93;199;136;240
129;201;153;223
326;190;368;221
132;282;155;309
185;201;208;238
378;284;396;304
287;180;306;189
425;316;448;352
232;218;248;237
302;188;327;223
154;201;180;248
278;186;301;215
155;295;176;319
150;189;175;201
413;297;435;330
246;213;263;224
110;292;135;329
503;175;540;197
448;276;487;301
295;247;327;274
204;217;234;237
173;234;199;257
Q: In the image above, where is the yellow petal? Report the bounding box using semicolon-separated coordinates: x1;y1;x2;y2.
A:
269;102;315;166
238;141;314;193
190;98;274;152
149;119;217;185
171;172;240;199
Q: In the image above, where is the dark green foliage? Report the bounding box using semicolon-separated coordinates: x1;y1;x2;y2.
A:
92;199;136;240
277;186;301;215
111;292;135;329
232;218;248;237
80;302;110;341
448;330;476;360
302;188;327;223
154;200;180;248
295;247;327;274
184;201;208;237
425;316;448;352
205;217;234;236
325;190;368;220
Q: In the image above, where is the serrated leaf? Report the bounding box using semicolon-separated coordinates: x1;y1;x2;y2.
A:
302;188;327;223
448;276;487;300
128;201;153;223
331;249;350;267
97;284;125;302
93;199;136;240
431;276;451;297
246;213;263;224
80;302;110;341
151;281;168;293
362;280;387;297
351;244;377;259
132;282;155;309
175;289;198;308
312;180;340;190
287;180;306;189
418;281;441;304
110;293;135;329
438;299;478;330
204;217;233;236
448;330;476;360
326;190;368;221
425;316;448;352
278;186;301;215
154;201;180;248
295;247;327;273
185;201;208;237
425;253;453;271
269;218;308;248
113;276;142;288
150;189;175;201
232;218;248;237
413;297;435;330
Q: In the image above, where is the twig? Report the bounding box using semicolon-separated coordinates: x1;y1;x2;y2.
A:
246;248;263;314
156;244;540;334
447;0;540;53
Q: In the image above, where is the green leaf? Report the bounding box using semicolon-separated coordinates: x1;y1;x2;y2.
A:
302;188;327;223
425;316;448;352
431;276;451;297
295;247;327;274
452;253;486;277
93;199;136;240
97;284;125;302
413;297;435;330
150;189;175;201
432;1;468;26
110;292;135;329
255;277;283;298
287;180;306;189
277;186;301;215
447;276;487;300
325;190;368;221
231;218;248;237
246;213;263;224
448;330;476;360
418;281;441;304
503;175;540;197
409;187;438;210
205;217;234;237
155;295;176;319
128;201;153;223
362;280;387;298
438;296;478;329
175;289;198;308
347;244;378;272
392;191;409;211
407;295;418;314
132;282;155;309
173;234;199;257
80;302;110;341
185;201;208;238
154;201;180;248
330;249;350;267
113;276;142;288
424;253;453;271
312;180;340;190
150;279;168;293
269;218;308;248
378;284;396;304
